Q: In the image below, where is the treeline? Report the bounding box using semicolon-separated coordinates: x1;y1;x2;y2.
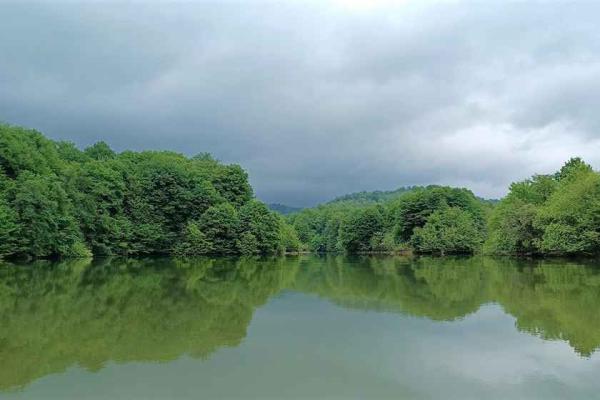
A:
289;186;490;255
326;186;417;205
289;158;600;256
485;157;600;255
0;124;300;259
2;123;599;258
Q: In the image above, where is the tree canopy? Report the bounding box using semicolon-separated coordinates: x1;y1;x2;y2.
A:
485;158;600;256
289;185;487;255
2;123;599;258
0;124;293;258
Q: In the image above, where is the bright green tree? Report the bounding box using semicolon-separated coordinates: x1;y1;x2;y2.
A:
391;186;485;243
173;221;214;256
338;206;384;252
198;204;240;254
239;200;281;254
412;207;482;254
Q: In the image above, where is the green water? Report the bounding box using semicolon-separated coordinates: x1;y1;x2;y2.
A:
1;256;600;399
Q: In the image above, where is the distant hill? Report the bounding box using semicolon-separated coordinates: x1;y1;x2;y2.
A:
327;186;418;205
270;187;497;216
268;203;303;215
478;197;500;205
327;186;498;206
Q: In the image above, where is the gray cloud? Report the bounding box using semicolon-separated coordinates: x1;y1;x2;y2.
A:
1;1;600;206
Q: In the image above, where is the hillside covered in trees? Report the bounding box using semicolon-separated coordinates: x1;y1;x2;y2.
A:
0;124;300;259
289;157;600;256
289;185;490;255
326;186;417;205
485;157;600;255
1;124;599;259
267;203;303;215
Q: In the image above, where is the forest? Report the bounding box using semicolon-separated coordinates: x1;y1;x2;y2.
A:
1;123;599;258
0;124;301;259
289;157;600;256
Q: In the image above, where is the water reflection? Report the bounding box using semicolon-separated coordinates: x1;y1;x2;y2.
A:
0;255;599;391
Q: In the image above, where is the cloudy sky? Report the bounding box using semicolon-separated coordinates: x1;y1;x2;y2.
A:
1;1;600;206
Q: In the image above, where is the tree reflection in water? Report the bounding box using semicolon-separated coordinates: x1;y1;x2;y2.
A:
0;255;599;391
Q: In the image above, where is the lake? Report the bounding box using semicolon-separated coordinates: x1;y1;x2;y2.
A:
1;255;599;399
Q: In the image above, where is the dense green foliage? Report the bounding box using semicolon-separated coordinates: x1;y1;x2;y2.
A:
289;186;487;254
268;203;303;215
291;158;600;256
485;157;600;256
411;207;482;254
327;186;416;205
0;124;295;258
3;123;599;257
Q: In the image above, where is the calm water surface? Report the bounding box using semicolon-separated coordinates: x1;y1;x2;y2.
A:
1;256;600;399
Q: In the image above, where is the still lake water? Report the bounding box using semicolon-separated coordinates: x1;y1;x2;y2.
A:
1;256;600;399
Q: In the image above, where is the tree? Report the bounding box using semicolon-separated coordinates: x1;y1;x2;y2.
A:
411;207;482;254
12;172;87;258
84;141;116;161
338;207;384;252
508;174;557;205
289;203;358;252
485;200;539;254
70;160;131;255
198;204;240;254
173;221;214;256
120;151;221;253
210;165;253;207
238;232;259;255
239;200;281;254
554;157;593;182
0;195;19;258
0;124;285;258
278;216;302;253
56;141;89;163
0;124;63;178
536;167;600;255
392;186;485;242
486;158;600;256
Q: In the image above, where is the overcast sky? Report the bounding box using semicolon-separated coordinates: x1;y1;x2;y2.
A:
1;1;600;206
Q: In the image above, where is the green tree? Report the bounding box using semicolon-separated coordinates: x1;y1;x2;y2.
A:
508;174;557;205
239;200;281;254
338;206;384;252
84;141;116;161
391;186;485;243
0;195;18;258
12;172;87;258
554;157;593;182
0;124;287;258
536;167;600;255
485;200;539;254
0;124;63;178
411;207;482;254
198;204;240;254
70;160;131;255
173;221;214;256
211;164;253;207
238;232;259;255
486;158;600;256
56;141;90;163
278;216;302;252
